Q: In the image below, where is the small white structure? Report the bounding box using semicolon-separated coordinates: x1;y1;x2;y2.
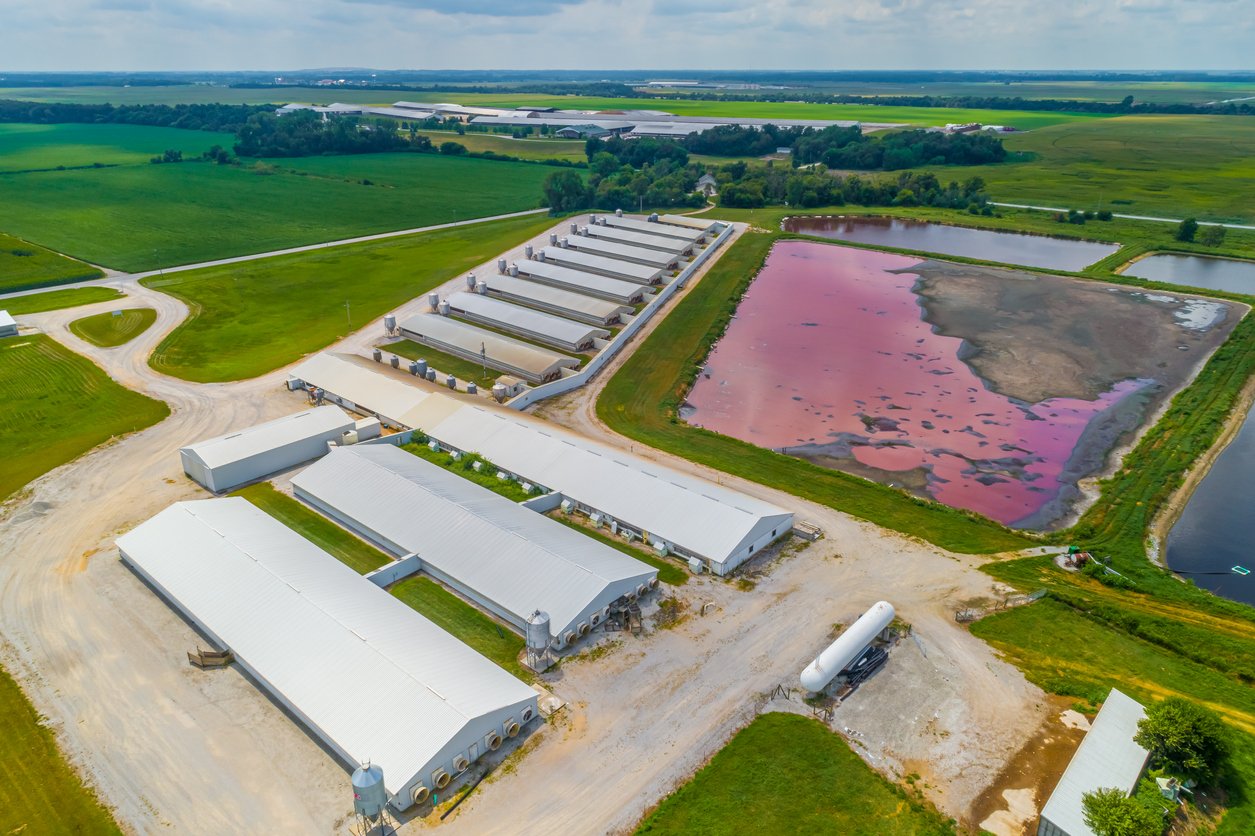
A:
0;310;17;339
800;601;895;692
1037;689;1151;836
117;498;538;813
179;405;354;493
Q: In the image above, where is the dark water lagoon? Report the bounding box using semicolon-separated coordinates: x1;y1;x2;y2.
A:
782;215;1120;272
1121;253;1255;296
1166;403;1255;607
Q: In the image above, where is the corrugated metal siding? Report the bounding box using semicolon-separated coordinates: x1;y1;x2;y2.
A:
180;406;352;469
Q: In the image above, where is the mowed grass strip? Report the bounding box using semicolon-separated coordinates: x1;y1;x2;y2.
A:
0;139;556;271
69;308;156;347
390;576;527;679
636;712;954;835
0;231;102;293
145;212;558;382
231;483;389;574
0;335;169;501
0;287;124;316
596;231;1033;554
0;665;120;836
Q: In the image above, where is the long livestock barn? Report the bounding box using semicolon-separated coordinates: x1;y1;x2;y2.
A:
539;247;664;285
179;405;354;493
289;353;431;428
293;445;658;647
657;214;721;233
514;260;648;305
482;275;631;326
583;224;692;255
444;292;608;352
563;235;680;268
117;498;538;812
399;314;578;384
600;215;707;243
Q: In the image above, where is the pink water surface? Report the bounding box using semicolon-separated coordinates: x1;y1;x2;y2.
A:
684;241;1149;526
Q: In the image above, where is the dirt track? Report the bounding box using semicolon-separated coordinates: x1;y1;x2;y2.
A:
0;221;1047;834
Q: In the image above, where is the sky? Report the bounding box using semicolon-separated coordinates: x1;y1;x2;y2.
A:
2;0;1251;72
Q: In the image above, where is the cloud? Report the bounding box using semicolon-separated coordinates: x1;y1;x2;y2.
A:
339;0;583;16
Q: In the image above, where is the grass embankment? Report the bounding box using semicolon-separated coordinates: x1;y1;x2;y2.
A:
636;712;954;835
384;338;501;386
0;287;124;316
0;665;121;835
232;483;389;574
390;577;527;679
401;441;535;502
0;124;556;271
145;212;556;382
0;335;169;501
0;231;102;293
596;230;1032;555
551;514;689;586
69;308;156;347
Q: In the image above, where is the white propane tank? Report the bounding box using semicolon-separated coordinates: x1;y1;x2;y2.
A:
800;601;895;692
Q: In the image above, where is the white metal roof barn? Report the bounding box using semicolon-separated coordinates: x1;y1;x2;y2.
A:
179;405;354;493
399;313;578;384
539;247;664;285
116;498;538;812
657;214;721;234
414;404;794;575
482;275;632;326
564;235;681;268
601;215;707;242
444;292;609;352
514;260;649;305
583;224;693;255
1037;689;1150;836
292;445;657;646
288;353;435;428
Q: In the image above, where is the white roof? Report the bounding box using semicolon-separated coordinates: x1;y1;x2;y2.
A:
445;292;608;346
601;215;706;242
116;498;536;798
482;275;632;323
514;260;648;304
0;310;15;328
293;446;656;638
180;405;352;469
539;247;663;283
565;235;679;267
399;314;578;381
365;106;435;120
414;403;793;566
289;353;435;427
585;225;690;253
1039;689;1150;836
625;122;712;137
657;214;721;233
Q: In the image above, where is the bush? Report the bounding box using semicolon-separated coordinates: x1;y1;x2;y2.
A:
1134;697;1230;782
1081;787;1164;836
1175;217;1199;242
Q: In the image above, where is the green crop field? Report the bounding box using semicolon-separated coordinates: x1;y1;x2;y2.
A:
0;335;168;501
68;308;156;347
232;483;389;574
637;712;954;834
0;122;232;173
413;130;587;162
0;231;103;293
1;287;125;316
958;115;1255;224
390;576;527;679
0;148;555;272
145;212;556;382
0;664;120;835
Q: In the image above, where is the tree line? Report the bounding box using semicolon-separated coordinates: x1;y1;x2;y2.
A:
0;99;271;132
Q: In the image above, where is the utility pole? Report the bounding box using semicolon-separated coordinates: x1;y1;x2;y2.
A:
480;342;487;379
345;300;351;329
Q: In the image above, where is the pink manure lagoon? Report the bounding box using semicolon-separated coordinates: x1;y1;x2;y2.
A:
683;241;1155;528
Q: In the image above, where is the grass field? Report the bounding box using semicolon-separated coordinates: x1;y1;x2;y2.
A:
383;338;501;386
636;712;954;835
0;123;232;173
0;231;103;293
390;576;527;679
551;514;688;586
0;287;125;316
0;124;556;271
232;483;389;573
414;130;587;162
144;212;557;382
401;441;535;502
0;335;168;501
0;665;120;835
68;308;156;347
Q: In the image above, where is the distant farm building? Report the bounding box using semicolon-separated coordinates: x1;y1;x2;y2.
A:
553;124;612;139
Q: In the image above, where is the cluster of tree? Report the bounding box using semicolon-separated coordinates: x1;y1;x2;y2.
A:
543;154;705;214
149;149;183;164
720;167;993;213
0;99;270;132
1176;217;1228;247
1054;208;1115;225
233;109;414;157
585;136;689;170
